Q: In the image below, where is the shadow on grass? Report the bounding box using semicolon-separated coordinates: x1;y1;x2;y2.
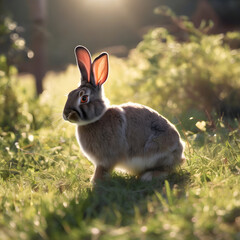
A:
35;170;190;239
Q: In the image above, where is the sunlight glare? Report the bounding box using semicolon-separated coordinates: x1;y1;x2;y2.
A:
89;0;120;2
83;0;124;9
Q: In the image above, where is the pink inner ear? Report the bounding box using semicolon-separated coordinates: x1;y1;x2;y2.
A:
76;48;91;82
93;54;108;86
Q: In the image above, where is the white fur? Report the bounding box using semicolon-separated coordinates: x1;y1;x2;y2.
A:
116;151;172;175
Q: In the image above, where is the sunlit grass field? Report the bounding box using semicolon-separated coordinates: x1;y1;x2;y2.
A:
0;60;240;240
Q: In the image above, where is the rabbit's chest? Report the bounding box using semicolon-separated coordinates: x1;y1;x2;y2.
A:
76;122;128;166
75;127;98;164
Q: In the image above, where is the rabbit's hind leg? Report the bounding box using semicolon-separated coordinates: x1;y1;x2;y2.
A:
140;170;168;182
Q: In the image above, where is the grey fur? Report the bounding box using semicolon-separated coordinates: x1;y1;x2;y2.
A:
63;46;185;182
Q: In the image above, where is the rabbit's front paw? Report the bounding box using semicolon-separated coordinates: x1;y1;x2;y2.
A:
91;165;110;183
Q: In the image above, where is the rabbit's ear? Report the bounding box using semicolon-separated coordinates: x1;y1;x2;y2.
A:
92;53;109;86
75;46;92;83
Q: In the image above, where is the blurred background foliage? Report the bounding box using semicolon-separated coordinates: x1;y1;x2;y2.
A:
129;11;240;123
0;15;51;134
2;0;240;69
0;1;240;134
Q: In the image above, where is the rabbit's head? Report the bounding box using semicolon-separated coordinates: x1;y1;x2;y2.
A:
63;46;109;125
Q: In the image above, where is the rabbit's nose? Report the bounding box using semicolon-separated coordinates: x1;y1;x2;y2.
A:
63;109;71;120
63;112;68;120
63;109;80;123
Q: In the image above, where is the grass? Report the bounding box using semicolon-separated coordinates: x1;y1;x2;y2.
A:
0;67;240;240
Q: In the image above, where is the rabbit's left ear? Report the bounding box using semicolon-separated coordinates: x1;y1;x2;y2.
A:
75;46;92;83
92;53;109;86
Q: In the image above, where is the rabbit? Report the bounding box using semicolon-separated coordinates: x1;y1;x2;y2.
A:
63;45;185;182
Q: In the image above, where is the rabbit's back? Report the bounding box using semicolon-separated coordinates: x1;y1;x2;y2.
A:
118;103;184;173
121;103;174;156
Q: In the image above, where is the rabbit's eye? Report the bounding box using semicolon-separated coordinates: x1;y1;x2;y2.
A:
81;95;89;103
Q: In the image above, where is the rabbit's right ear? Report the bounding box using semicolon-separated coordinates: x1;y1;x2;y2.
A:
75;46;92;83
92;53;109;86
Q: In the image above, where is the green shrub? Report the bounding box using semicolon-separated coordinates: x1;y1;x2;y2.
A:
0;16;30;70
128;9;240;121
0;16;52;133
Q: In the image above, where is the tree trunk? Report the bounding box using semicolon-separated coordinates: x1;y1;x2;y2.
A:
192;0;220;33
27;0;47;95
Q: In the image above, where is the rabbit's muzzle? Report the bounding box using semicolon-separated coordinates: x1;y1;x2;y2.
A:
63;109;80;123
